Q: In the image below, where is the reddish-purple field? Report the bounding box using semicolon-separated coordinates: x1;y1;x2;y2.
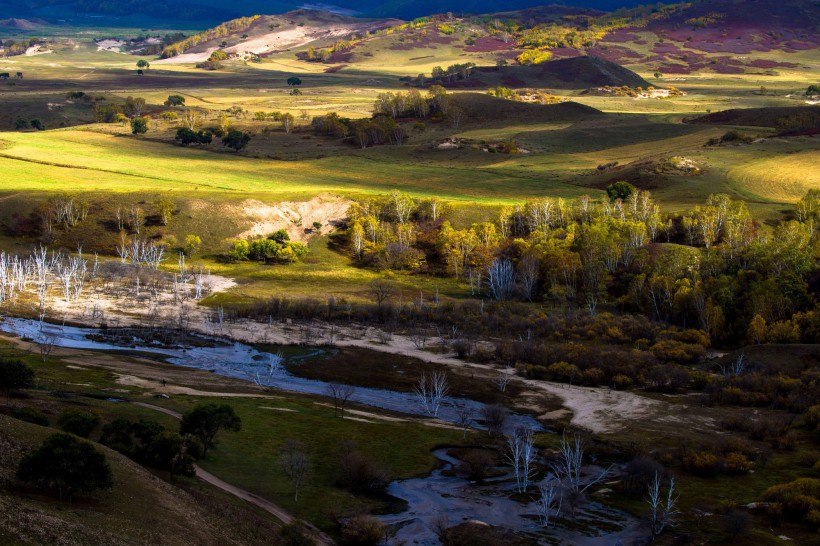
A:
587;0;818;73
463;37;515;53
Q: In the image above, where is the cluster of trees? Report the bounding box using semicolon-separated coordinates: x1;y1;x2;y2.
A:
310;112;408;149
407;63;476;87
175;127;213;146
14;118;45;131
368;86;464;131
336;186;820;348
160;16;260;58
775;111;820;136
487;87;565;104
1;39;41;57
11;401;241;502
228;230;308;264
303;36;361;63
516;49;553;66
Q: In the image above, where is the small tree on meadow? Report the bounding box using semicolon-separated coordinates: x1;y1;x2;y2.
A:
179;403;241;456
280;439;310;501
606;180;636;202
131;116;149;135
0;358;34;400
184;234;202;256
221;130;250;152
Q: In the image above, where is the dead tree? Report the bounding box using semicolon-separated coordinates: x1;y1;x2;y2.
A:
326;382;356;417
551;433;610;495
414;370;449;417
506;427;536;493
455;405;473;439
536;480;562;527
280;439;310;502
647;472;679;538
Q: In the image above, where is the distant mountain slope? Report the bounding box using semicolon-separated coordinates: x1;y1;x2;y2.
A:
158;11;399;61
454;93;604;122
535;56;651;88
3;0;650;26
690;105;820;128
588;0;820;72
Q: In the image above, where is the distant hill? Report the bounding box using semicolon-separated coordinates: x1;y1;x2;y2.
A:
0;0;650;26
0;18;46;30
534;56;651;88
453;93;604;123
690;105;820;128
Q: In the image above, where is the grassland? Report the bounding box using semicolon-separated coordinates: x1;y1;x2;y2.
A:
0;24;816;304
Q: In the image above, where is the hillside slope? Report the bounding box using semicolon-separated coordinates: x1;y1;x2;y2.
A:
0;415;278;546
453;92;605;122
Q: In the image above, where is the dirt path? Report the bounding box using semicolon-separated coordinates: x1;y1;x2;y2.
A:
133;401;335;546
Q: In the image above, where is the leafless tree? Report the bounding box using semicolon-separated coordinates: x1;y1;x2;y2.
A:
325;323;340;346
455;405;473;439
551;433;610;495
480;404;508;438
498;363;514;393
647;472;679;537
326;382;356;417
536;480;562;527
409;328;429;350
720;352;746;377
506;427;536;493
37;331;57;362
280;439;310;501
414;370;449;417
369;279;395;311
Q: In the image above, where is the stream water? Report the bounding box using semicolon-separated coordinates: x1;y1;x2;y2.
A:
0;318;542;433
0;318;644;544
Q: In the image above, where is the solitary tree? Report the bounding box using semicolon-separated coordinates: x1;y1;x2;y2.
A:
179;403;241;456
606;181;636;202
164;95;185;106
281;112;295;133
17;433;113;500
287;76;302;86
0;358;34;399
156;197;174;225
182;109;200;130
368;279;395;312
221;130;251;152
280;439;310;501
326;382;356;417
414;370;449;417
131;116;149;135
136;59;150;70
125;96;146;117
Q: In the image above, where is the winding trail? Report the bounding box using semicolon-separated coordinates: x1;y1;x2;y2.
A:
132;402;335;546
